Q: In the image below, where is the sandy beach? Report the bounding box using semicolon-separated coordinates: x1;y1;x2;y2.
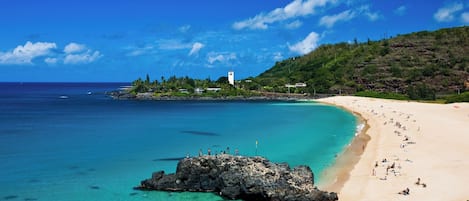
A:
317;96;469;201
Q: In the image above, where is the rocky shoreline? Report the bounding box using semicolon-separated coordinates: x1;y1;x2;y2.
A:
135;155;338;201
107;91;324;101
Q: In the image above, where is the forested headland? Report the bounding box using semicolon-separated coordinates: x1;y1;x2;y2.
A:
126;26;469;102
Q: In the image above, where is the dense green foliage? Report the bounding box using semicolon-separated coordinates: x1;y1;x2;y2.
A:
254;26;469;99
355;91;409;100
443;92;469;103
130;74;259;97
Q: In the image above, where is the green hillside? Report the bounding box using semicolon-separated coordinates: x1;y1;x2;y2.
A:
253;26;469;99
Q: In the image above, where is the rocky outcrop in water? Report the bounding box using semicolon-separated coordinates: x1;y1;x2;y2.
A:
135;155;338;201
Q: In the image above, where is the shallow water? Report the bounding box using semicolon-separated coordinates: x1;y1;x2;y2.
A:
0;83;356;201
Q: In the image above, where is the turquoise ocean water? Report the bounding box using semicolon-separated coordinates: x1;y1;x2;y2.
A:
0;83;357;201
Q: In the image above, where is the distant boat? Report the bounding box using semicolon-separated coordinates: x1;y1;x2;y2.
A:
59;95;69;99
87;91;92;95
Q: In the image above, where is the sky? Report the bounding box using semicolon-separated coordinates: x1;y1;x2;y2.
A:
0;0;468;82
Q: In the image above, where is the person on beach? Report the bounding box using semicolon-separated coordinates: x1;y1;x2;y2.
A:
414;178;427;187
198;149;203;157
207;148;211;156
398;188;410;195
404;136;409;141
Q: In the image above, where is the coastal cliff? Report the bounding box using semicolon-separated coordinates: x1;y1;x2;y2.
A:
135;155;338;201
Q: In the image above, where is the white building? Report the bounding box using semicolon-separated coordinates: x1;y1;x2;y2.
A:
228;71;234;86
195;88;204;94
295;83;307;87
206;87;221;92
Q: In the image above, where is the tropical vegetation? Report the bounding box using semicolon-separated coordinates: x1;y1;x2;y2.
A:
253;26;469;100
129;26;469;102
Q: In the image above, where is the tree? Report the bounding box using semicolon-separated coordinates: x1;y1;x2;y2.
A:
216;76;229;84
131;77;149;93
390;65;402;77
407;84;435;100
145;74;150;85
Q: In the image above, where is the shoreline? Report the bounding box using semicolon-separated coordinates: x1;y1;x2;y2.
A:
107;89;335;101
316;96;469;200
316;101;371;192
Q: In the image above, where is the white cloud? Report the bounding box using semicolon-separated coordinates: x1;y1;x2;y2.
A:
44;57;57;64
358;5;380;21
125;44;155;57
285;20;303;29
0;41;57;64
179;25;191;33
0;41;102;65
365;12;380;21
63;42;102;64
288;31;320;55
317;5;380;28
157;39;192;50
207;52;237;66
394;5;407;16
319;10;355;28
188;42;204;56
126;39;205;57
434;3;464;22
127;50;144;57
208;55;225;64
273;52;284;61
64;42;86;54
64;50;102;64
462;12;469;23
233;0;335;30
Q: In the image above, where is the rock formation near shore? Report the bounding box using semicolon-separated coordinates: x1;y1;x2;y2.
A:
135;154;338;201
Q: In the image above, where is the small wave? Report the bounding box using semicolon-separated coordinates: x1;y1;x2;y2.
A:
355;123;365;136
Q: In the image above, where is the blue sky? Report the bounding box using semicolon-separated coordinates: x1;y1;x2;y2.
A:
0;0;468;82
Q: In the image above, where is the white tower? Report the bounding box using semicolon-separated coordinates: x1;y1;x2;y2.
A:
228;71;234;86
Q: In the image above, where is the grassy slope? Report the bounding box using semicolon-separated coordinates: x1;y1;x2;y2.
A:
254;26;469;96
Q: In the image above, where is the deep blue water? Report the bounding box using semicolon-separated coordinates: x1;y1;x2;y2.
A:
0;83;357;201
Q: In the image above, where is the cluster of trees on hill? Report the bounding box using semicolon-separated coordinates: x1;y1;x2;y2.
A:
130;74;259;97
252;26;469;100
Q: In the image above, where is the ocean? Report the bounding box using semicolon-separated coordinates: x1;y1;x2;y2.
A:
0;82;357;201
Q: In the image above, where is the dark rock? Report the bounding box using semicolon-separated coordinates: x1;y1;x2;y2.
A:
89;185;100;190
3;195;18;200
135;155;338;201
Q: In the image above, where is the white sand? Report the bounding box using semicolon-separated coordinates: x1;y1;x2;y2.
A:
317;96;469;201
